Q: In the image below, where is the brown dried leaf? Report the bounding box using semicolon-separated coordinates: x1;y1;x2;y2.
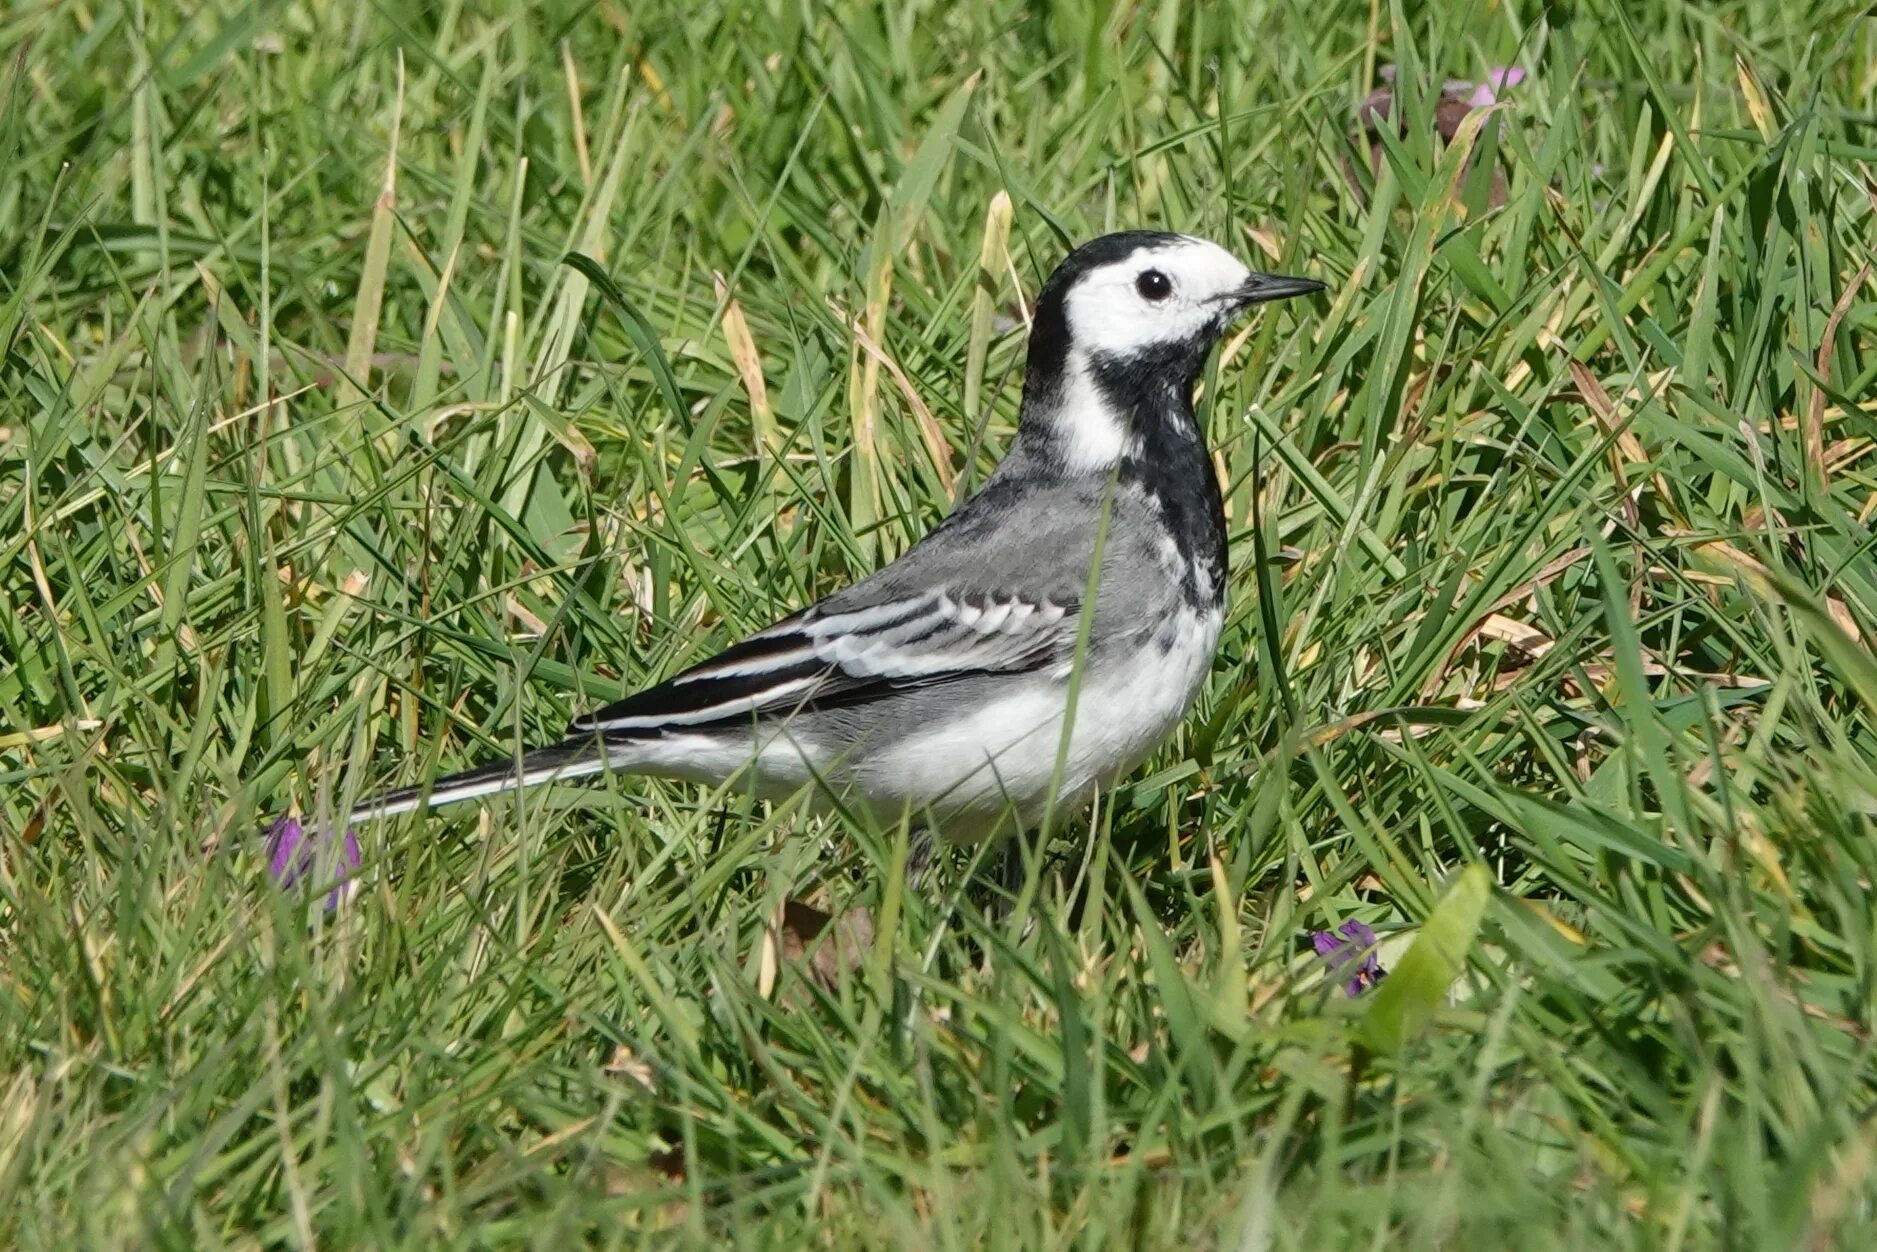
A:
1675;532;1863;641
774;898;875;991
1420;550;1589;701
21;800;50;847
1806;263;1872;496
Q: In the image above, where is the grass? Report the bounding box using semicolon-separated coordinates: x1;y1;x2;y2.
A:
4;0;1877;1245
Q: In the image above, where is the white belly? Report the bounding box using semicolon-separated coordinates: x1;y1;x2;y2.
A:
849;607;1222;838
610;609;1221;839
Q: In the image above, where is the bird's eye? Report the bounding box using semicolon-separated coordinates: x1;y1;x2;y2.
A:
1135;269;1172;302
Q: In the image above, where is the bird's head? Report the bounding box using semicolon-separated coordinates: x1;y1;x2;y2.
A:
1017;232;1322;471
1047;232;1320;360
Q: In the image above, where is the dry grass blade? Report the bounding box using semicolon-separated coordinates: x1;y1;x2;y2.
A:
337;51;404;414
1805;263;1871;497
851;315;954;493
964;189;1014;424
716;271;777;456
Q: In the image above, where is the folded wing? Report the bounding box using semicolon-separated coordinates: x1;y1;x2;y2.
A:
567;589;1077;737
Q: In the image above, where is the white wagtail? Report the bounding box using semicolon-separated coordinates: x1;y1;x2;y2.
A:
352;232;1322;840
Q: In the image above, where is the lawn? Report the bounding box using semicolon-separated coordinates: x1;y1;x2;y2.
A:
4;0;1877;1246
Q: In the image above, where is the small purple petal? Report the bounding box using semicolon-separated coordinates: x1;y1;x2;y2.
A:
1337;918;1378;947
266;817;309;887
1312;919;1387;998
265;816;361;911
1468;66;1526;109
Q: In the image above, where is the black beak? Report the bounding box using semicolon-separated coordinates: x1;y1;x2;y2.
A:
1229;272;1328;306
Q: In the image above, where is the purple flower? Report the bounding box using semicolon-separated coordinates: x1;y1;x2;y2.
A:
1366;64;1524;137
1466;66;1526;109
1312;919;1386;998
265;816;361;911
1351;64;1528;208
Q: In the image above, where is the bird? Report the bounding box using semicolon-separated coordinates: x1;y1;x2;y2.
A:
348;231;1323;843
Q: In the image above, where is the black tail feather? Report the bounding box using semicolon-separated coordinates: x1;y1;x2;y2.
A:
348;738;610;822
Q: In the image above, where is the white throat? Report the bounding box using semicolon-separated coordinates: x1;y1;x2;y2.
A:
1048;350;1136;474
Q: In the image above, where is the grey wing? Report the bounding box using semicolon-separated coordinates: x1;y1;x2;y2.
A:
567;474;1109;737
567;585;1079;735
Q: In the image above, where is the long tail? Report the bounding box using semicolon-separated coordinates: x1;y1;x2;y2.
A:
348;737;615;822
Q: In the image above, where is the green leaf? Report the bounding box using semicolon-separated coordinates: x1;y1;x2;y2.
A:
563;249;689;437
1121;870;1216;1107
1356;864;1491;1056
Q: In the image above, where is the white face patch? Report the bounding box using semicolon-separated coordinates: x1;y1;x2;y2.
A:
1060;236;1253;359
